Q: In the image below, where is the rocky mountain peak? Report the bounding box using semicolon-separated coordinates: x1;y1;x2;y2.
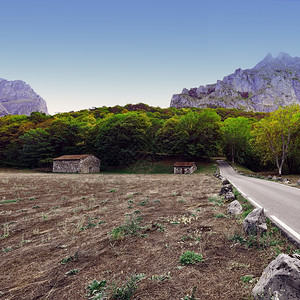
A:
170;53;300;112
0;78;48;117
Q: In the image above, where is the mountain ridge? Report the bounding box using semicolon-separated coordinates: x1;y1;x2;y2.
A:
170;53;300;112
0;78;48;116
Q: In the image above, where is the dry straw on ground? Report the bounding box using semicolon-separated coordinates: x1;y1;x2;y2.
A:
0;172;297;299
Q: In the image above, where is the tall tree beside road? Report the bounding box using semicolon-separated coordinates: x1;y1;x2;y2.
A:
252;105;300;176
221;117;252;164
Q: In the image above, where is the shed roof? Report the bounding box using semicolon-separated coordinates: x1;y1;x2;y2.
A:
53;154;94;161
174;162;196;167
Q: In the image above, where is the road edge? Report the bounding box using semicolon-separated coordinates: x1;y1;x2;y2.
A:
217;161;300;248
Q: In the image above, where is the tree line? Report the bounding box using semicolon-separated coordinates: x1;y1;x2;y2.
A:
0;104;299;175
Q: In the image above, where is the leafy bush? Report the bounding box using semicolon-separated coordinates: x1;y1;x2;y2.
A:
179;251;204;265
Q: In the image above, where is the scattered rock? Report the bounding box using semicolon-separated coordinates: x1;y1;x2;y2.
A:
272;176;277;180
227;200;242;215
276;177;283;182
267;175;272;180
214;171;222;179
225;192;236;201
220;184;233;196
283;178;290;184
297;180;300;186
243;208;267;235
222;178;230;185
252;253;300;300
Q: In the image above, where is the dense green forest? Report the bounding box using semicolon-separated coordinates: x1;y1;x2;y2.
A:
0;103;299;175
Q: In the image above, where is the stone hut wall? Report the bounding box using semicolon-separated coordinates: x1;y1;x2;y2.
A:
174;164;197;174
79;156;100;173
53;160;80;173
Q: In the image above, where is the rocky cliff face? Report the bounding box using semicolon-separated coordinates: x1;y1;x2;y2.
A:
170;53;300;112
0;78;48;116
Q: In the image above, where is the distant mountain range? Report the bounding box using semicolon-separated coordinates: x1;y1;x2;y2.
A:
0;78;48;117
170;53;300;112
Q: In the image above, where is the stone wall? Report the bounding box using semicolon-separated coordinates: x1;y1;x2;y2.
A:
79;156;100;173
53;155;100;173
53;160;80;173
174;165;197;174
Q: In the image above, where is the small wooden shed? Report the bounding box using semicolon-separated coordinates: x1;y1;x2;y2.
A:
53;154;100;173
174;162;197;174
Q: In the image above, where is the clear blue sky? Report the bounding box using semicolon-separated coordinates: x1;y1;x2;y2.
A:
1;0;300;114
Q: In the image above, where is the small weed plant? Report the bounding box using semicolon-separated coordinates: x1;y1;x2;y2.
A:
208;196;223;206
214;213;226;218
66;269;79;276
86;273;144;300
149;271;171;282
181;286;198;300
2;246;12;253
1;224;10;239
138;197;149;206
110;217;142;241
241;275;253;283
153;222;165;232
86;279;107;300
179;251;204;265
229;231;247;244
61;252;79;264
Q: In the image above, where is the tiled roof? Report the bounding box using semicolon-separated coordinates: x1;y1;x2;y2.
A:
53;154;92;161
174;162;196;167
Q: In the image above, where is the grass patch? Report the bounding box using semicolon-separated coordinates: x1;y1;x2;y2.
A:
0;199;20;204
241;275;253;283
214;213;226;218
101;158;215;174
179;251;204;265
208;196;224;206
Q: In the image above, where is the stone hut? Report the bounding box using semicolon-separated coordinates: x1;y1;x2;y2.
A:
174;162;197;174
53;154;100;173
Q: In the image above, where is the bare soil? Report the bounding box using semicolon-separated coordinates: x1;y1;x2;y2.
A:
0;172;297;300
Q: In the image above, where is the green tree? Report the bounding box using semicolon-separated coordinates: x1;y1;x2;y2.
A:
19;128;54;167
154;116;185;156
180;109;222;159
0;115;31;166
155;110;222;159
221;117;252;164
94;112;151;166
47;116;91;156
252;105;300;176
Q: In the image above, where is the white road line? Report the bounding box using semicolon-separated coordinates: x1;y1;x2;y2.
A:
270;215;300;243
238;189;247;197
227;179;263;209
247;197;262;209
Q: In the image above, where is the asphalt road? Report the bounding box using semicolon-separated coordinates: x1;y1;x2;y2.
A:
217;160;300;245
